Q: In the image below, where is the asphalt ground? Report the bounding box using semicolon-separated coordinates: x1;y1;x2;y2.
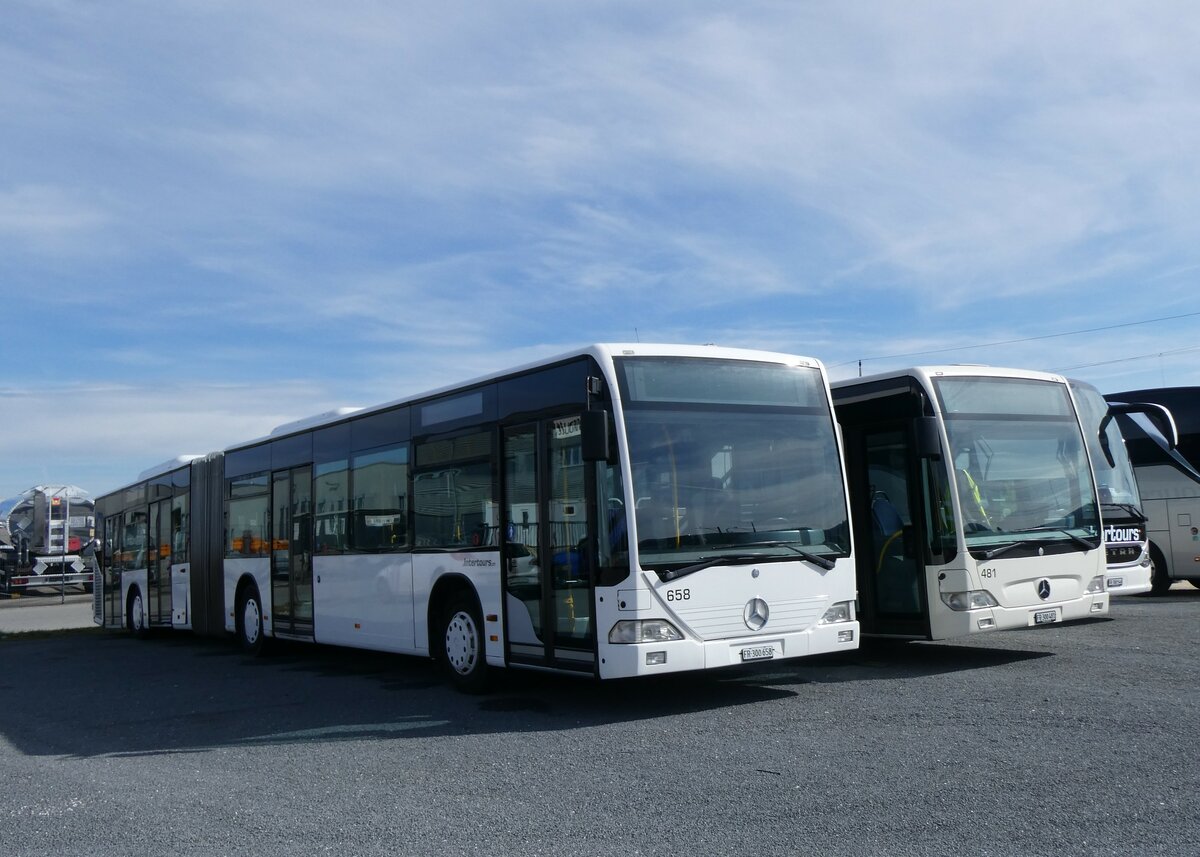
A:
1;586;1197;857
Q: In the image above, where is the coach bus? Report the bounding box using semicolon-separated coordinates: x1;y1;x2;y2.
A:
831;366;1108;639
95;344;858;689
1105;386;1200;594
1068;379;1159;595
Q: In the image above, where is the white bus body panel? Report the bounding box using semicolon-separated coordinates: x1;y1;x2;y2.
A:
928;550;1107;639
312;553;416;653
412;551;504;665
1105;561;1152;596
595;558;858;679
224;558;270;635
171;562;191;628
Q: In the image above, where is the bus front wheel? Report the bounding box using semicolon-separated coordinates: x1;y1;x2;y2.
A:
440;596;490;693
1146;545;1172;596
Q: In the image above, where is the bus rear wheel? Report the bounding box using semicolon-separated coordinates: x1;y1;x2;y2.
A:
237;584;265;656
440;596;490;693
127;588;148;638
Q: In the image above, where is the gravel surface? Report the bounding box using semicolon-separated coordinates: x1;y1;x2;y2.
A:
1;588;1197;857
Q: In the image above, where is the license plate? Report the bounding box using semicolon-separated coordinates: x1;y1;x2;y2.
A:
740;645;777;662
1033;609;1059;625
1108;577;1123;588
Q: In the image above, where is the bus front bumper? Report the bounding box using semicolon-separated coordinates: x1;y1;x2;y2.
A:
598;620;860;679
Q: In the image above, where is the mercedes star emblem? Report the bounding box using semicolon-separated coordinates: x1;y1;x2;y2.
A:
1037;579;1051;600
744;598;770;631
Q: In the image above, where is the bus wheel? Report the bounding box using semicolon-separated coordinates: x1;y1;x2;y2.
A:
440;596;490;693
1147;545;1171;596
237;584;265;656
127;588;147;638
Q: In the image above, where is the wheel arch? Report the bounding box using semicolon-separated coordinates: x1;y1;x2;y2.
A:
1146;539;1172;595
427;573;481;655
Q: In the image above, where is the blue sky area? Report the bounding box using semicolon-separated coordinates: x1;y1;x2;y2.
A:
2;1;1198;500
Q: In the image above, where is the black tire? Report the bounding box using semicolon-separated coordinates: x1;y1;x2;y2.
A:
1147;544;1172;596
236;583;266;656
439;594;490;693
1189;579;1200;591
127;587;148;638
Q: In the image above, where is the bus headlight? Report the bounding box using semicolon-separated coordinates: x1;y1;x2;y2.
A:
818;601;853;624
609;619;684;644
940;590;999;611
1086;575;1105;593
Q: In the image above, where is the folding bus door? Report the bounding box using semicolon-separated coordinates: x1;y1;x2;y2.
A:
502;416;597;673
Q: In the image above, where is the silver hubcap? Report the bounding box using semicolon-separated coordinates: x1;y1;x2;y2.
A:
131;594;144;631
243;597;261;645
445;611;479;675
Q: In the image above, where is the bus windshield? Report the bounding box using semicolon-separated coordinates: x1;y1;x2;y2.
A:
616;357;850;571
934;376;1100;555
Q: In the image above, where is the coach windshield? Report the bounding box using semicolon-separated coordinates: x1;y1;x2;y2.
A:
615;357;849;573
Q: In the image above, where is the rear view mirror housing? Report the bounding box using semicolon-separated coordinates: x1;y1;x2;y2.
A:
582;410;613;463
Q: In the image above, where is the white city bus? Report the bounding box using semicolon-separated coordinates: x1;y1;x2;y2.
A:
1068;379;1155;595
95;344;858;689
832;366;1108;639
1106;386;1200;594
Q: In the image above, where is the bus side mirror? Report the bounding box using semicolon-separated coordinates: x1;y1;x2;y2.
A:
917;417;942;459
1110;401;1179;451
582;410;613;463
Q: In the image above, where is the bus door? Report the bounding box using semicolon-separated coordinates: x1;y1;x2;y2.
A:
502;417;597;673
850;420;934;637
149;498;173;625
271;466;314;636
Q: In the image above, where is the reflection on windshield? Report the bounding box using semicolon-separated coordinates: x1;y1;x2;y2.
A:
1069;380;1143;508
624;409;849;569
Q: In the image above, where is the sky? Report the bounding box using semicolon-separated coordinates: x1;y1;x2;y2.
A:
2;0;1198;501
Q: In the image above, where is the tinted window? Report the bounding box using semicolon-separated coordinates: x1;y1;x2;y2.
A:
351;445;409;551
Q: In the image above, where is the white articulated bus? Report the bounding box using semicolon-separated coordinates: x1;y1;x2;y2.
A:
1106;386;1200;594
832;366;1108;639
1068;379;1159;596
95;344;858;689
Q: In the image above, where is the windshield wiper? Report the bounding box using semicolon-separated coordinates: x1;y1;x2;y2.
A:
1017;527;1101;551
657;554;766;582
656;543;837;582
718;540;838;571
1100;502;1146;523
970;541;1023;561
971;528;1100;561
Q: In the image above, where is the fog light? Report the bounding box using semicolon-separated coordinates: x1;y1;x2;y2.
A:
978;617;995;629
609;619;684;644
1086;575;1105;593
837;629;854;643
646;651;667;665
1091;602;1104;613
940;590;999;611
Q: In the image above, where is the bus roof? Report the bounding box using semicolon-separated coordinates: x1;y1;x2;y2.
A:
227;342;825;452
